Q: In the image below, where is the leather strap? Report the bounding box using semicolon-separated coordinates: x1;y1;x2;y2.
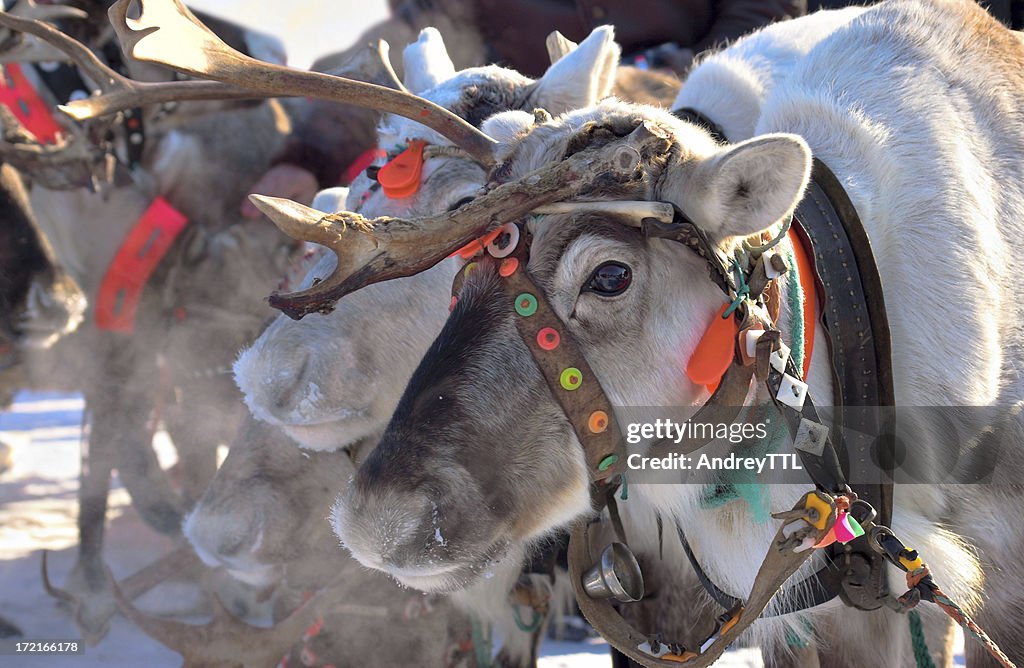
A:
451;223;627;484
570;490;838;666
796;158;896;527
95;197;189;333
0;63;64;144
671;107;728;144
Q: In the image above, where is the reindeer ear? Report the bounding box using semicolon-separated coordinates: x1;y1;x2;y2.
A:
532;26;620;114
402;28;456;94
676;134;812;240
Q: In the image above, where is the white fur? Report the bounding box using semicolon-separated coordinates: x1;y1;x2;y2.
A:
531;25;619;113
402;28;457;94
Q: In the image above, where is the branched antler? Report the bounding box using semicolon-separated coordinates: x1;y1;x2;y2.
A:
0;0;87;62
253;121;673;319
0;8;262;120
113;571;330;668
53;0;497;165
0;104;114;189
42;546;203;643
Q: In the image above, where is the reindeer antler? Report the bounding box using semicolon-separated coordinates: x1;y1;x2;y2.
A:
0;104;116;189
42;546;204;644
113;570;328;668
253;121;673;319
51;0;496;165
0;0;88;63
0;8;262;119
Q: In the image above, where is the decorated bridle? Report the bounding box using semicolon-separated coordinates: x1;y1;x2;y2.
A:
446;196;1006;667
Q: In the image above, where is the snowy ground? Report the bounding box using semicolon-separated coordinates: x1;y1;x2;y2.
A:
0;391;770;667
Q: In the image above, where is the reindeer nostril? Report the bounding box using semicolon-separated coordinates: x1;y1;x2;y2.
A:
271;351;311;412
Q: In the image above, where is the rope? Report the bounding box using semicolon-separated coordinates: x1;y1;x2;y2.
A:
723;257;750;318
907;610;936;668
513;605;543;633
902;564;1016;668
470;618;493;668
742;214;793;254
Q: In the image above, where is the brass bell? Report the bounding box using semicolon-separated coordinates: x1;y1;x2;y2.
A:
581;542;644;603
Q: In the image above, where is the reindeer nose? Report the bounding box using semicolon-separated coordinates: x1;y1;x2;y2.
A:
331;485;438;572
183;508;260;567
234;341;311;424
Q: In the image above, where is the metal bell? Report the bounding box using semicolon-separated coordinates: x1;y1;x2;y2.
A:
581;542;644;603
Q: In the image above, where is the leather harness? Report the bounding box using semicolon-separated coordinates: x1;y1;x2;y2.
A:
670;108;897;615
447;109;898;665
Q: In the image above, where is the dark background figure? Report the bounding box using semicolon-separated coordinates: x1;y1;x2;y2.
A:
809;0;1021;26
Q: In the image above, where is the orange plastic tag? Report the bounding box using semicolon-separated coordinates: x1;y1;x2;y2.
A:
452;228;502;260
378;139;426;199
686;304;738;390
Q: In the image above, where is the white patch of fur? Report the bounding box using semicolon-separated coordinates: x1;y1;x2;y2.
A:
402;28;456;94
674;7;869;142
311;187;350;213
481;110;536;145
531;26;619;113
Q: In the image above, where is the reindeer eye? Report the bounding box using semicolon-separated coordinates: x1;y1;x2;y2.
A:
585;262;632;296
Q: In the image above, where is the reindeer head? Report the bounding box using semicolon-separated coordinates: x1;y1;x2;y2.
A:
183;415;353;588
327;102;812;592
235;26;621;451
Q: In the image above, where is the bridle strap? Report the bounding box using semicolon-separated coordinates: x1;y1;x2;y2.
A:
450;222;626;485
569;490;839;667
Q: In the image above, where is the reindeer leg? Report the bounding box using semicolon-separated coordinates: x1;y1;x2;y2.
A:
58;398;116;645
91;348;185;535
111;405;186;537
162;392;237;506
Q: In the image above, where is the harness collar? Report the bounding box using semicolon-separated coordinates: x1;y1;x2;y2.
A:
0;63;64;145
95;196;188;333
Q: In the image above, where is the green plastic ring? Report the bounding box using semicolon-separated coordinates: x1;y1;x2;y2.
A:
559;367;583;391
598;455;618;471
514;292;538;317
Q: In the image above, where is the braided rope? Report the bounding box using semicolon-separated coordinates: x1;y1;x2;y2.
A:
901;564;1016;668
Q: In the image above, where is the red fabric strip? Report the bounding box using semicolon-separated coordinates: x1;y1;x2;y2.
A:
95;197;188;333
0;64;64;145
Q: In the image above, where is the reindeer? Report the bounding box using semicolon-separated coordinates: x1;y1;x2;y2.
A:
223;0;1020;666
0;6;304;642
0;161;85;389
119;413;483;668
227;30;629;667
251;8;955;668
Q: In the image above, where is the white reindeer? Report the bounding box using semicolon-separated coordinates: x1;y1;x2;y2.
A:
315;0;1021;666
